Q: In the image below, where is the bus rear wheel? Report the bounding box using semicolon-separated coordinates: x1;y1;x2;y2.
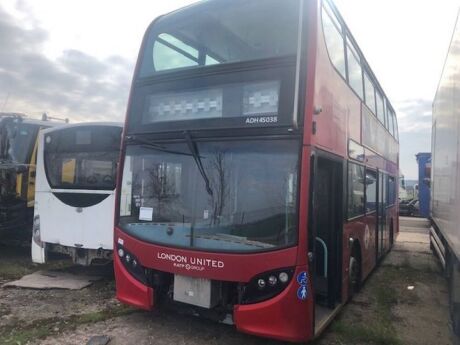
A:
349;254;361;298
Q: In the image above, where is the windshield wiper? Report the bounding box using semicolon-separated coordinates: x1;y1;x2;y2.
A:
192;233;274;249
184;131;213;197
126;135;193;157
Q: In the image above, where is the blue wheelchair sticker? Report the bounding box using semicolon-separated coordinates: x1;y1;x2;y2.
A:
296;271;309;301
297;285;308;300
297;271;308;286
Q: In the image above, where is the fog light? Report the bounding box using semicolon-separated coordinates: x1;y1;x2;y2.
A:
279;272;289;284
32;215;42;246
33;215;40;227
268;275;278;286
118;248;125;258
257;279;266;289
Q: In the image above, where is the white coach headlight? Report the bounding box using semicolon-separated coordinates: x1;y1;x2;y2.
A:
118;248;125;258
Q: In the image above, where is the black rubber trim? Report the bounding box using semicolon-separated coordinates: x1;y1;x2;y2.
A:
52;192;110;208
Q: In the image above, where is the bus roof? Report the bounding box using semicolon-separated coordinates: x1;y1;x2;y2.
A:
0;113;64;128
41;122;123;135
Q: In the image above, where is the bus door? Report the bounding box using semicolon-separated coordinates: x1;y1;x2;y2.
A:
377;172;388;259
364;169;378;265
311;156;343;309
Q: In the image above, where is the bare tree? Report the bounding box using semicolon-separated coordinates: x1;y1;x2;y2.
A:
208;152;230;225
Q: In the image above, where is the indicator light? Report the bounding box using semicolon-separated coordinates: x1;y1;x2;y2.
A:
268;275;278;286
125;254;131;264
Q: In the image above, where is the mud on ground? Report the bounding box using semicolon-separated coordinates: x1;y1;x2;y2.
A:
0;221;456;345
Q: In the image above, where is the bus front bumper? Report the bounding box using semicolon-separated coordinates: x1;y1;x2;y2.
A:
114;253;154;311
114;253;313;342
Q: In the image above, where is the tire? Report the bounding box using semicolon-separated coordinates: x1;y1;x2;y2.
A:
450;263;460;336
349;254;361;299
430;238;436;257
389;222;394;247
453;307;460;338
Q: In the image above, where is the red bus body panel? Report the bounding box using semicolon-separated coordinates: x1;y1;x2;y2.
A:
114;253;154;310
234;266;312;342
114;0;399;342
115;227;298;282
311;0;399;295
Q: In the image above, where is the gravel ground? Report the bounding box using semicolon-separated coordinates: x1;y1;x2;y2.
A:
0;219;457;345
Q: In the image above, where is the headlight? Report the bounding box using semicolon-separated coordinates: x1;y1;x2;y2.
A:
279;272;289;284
117;244;147;285
241;268;295;305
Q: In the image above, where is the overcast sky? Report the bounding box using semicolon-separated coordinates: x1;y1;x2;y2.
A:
0;0;459;178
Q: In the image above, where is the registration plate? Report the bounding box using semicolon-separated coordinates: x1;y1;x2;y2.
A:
173;275;218;309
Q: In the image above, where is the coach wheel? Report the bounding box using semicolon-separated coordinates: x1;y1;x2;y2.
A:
349;254;361;298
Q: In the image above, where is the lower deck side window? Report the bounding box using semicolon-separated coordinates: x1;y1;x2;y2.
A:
348;162;365;218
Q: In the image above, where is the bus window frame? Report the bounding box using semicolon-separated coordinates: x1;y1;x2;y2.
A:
321;0;347;81
363;70;377;115
118;135;305;255
345;37;364;101
346;163;396;221
43;126;122;192
346;160;366;221
387;174;397;208
365;167;378;215
321;0;399;144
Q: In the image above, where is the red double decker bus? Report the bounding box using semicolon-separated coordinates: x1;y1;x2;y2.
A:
114;0;399;342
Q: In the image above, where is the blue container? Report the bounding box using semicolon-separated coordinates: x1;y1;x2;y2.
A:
416;152;431;218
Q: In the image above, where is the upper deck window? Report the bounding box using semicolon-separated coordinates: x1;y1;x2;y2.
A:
139;0;301;78
346;39;363;99
376;91;385;125
391;109;399;140
322;3;346;78
364;72;376;114
387;107;395;137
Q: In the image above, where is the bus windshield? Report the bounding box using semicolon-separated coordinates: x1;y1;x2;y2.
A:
44;126;121;191
0;121;39;165
139;0;301;77
119;140;299;253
